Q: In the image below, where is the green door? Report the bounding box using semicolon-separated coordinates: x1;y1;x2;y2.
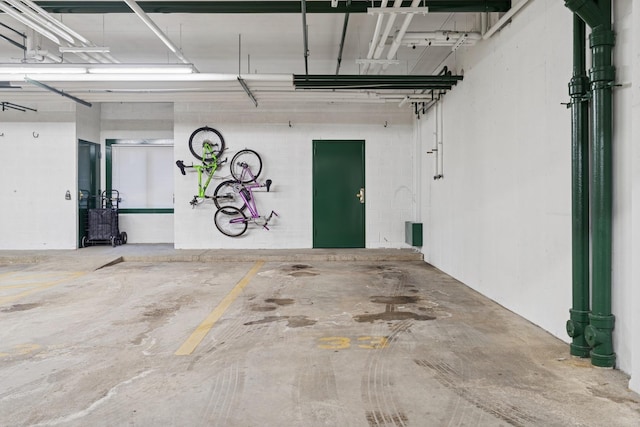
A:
313;140;365;248
78;140;100;247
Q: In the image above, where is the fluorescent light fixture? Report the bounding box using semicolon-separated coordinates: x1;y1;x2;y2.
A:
87;64;195;74
0;65;87;74
59;47;111;53
0;63;195;75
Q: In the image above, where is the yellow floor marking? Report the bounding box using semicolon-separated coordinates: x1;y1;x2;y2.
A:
0;272;85;305
175;260;265;356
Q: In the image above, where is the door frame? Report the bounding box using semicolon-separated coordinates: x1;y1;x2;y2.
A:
78;140;101;247
312;139;365;248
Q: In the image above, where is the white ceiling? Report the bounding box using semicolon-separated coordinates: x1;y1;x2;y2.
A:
0;1;491;107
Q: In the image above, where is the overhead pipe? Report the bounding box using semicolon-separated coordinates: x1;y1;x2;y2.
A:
361;0;388;74
564;0;616;368
301;0;309;76
17;0;116;63
402;31;482;48
335;0;352;75
483;0;531;40
0;0;116;64
370;0;403;74
123;0;195;68
3;0;74;43
0;2;61;43
565;14;590;358
36;1;512;14
293;73;462;90
0;21;26;50
380;0;421;73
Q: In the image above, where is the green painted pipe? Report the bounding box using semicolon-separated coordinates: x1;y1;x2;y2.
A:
564;0;616;367
566;14;590;358
586;10;616;367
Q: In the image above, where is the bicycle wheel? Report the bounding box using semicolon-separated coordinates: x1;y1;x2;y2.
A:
188;126;225;162
215;206;248;237
213;180;247;214
230;149;262;183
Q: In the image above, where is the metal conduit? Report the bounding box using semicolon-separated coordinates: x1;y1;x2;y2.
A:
123;0;194;66
335;0;352;75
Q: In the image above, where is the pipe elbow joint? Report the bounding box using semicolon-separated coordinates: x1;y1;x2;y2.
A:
585;314;616;367
565;0;605;28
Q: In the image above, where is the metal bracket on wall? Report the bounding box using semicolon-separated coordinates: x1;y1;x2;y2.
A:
1;101;37;112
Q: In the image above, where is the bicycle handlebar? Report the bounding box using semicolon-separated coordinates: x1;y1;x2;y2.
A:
176;160;187;175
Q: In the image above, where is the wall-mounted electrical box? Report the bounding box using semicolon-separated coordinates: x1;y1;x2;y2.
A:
405;221;423;247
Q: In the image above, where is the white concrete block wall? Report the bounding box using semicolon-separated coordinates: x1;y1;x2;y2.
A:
629;0;640;395
174;104;414;249
0;121;77;249
76;103;101;144
418;0;639;392
611;0;635;382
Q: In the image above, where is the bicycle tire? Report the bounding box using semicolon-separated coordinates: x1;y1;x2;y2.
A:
188;126;226;162
230;149;262;183
213;180;247;214
215;206;248;237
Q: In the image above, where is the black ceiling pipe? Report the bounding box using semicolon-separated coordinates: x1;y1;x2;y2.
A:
35;1;511;14
335;0;352;75
293;74;462;90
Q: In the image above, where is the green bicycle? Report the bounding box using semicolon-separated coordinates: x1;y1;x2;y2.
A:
176;126;227;207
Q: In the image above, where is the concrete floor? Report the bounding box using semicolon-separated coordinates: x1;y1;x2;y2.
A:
1;245;639;426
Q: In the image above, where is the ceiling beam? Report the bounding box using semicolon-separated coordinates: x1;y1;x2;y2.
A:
35;1;511;14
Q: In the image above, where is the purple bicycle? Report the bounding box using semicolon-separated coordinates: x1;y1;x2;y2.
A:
213;149;277;237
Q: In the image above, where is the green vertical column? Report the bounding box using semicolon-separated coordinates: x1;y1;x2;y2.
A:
583;0;616;368
566;14;590;358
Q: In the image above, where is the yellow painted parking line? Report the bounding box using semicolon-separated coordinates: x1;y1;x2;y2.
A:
0;272;85;305
175;260;265;356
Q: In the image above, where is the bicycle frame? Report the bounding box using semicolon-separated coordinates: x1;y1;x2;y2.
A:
177;141;226;206
229;164;276;229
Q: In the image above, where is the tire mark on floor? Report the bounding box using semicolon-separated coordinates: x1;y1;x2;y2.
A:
361;319;412;427
293;353;348;426
414;358;540;426
360;266;414;427
199;359;245;427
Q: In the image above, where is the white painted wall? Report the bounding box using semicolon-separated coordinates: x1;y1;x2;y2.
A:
0;106;78;249
417;0;639;392
629;0;640;395
76;103;101;145
610;0;635;384
174;103;414;249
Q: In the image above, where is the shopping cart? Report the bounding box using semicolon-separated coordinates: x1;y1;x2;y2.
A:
81;190;127;248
